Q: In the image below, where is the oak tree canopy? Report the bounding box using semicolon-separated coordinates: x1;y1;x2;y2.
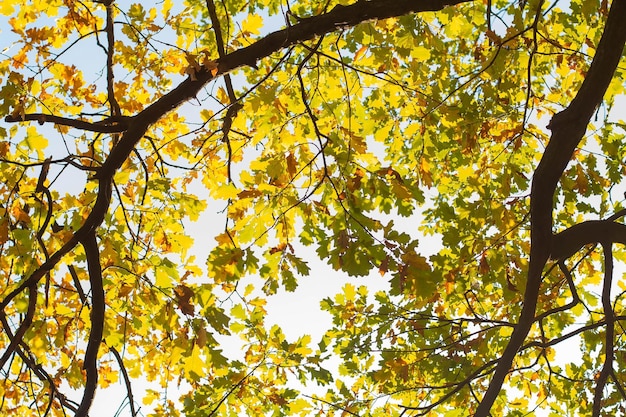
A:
1;0;626;415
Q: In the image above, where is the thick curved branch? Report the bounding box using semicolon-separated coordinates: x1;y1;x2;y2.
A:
8;0;471;160
218;0;472;72
475;1;626;415
75;232;105;417
551;215;626;261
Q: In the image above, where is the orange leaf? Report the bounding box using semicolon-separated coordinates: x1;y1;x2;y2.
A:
353;45;368;62
174;285;195;316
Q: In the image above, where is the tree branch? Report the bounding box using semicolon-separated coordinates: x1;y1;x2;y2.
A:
533;259;581;322
550;215;626;261
104;0;121;118
75;232;105;417
0;284;37;369
592;241;615;416
98;0;472;180
205;0;242;184
2;3;472;396
108;345;137;417
0;2;477;415
475;1;626;414
0;312;78;414
0;180;112;311
4;113;132;133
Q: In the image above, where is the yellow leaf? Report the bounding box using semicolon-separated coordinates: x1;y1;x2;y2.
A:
343;283;356;301
154;268;170;287
288;398;311;414
11;205;30;224
161;0;173;18
293;335;312;356
60;351;71;369
211;183;239;200
445;14;472;37
413;45;430;60
183;345;205;381
0;1;15;15
24;126;48;151
242;14;263;35
200;108;213;122
142;389;160;406
457;165;475;182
